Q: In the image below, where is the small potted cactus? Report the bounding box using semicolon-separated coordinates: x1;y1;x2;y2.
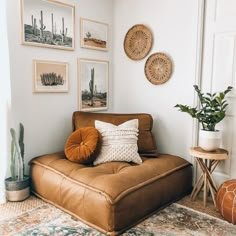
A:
5;123;30;201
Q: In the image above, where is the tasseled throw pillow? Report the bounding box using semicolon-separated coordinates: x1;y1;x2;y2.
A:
93;119;142;165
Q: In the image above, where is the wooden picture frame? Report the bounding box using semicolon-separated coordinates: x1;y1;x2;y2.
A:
78;58;109;111
80;18;109;51
21;0;75;50
33;59;69;92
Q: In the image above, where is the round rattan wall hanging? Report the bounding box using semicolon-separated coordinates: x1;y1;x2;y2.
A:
144;52;172;85
124;24;153;60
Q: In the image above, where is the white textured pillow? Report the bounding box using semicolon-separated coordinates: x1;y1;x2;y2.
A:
94;119;142;165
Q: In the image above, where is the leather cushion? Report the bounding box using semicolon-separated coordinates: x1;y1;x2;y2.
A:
216;179;236;224
64;127;99;164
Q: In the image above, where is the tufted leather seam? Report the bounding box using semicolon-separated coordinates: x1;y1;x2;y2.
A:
31;161;114;204
114;162;192;202
31;160;191;204
29;153;64;166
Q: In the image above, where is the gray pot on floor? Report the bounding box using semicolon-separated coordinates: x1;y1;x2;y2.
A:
5;176;30;202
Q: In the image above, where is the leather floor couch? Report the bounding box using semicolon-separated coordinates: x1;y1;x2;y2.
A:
30;112;192;235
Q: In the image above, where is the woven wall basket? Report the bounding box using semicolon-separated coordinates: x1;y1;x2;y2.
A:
144;52;172;85
124;24;153;60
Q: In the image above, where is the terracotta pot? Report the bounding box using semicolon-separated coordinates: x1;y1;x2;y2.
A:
199;129;221;151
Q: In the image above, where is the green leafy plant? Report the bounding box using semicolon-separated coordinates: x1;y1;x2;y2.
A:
10;123;25;181
175;85;233;131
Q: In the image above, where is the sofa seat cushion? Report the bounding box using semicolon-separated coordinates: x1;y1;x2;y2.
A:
30;152;192;234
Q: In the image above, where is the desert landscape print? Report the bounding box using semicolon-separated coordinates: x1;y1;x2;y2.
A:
83;37;106;49
81;18;108;50
21;0;74;50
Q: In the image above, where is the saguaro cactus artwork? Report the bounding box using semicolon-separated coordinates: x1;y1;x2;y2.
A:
39;10;46;40
89;68;95;106
23;3;74;49
31;15;37;35
86;32;91;39
51;13;55;40
60;17;68;43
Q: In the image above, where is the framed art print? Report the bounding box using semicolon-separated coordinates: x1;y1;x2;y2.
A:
80;18;109;51
21;0;75;50
33;59;69;92
78;58;109;111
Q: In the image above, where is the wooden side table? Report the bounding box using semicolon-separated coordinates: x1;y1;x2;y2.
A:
190;147;228;207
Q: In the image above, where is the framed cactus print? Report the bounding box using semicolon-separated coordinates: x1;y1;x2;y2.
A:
78;58;109;111
80;18;109;51
33;59;69;92
21;0;75;50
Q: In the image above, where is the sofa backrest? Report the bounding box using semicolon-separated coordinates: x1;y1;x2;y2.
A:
72;111;157;156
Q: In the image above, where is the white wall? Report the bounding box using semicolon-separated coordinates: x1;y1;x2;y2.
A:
6;0;113;175
5;0;201;180
112;0;201;160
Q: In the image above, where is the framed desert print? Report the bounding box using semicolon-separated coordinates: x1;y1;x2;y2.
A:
21;0;75;50
80;18;109;51
33;59;69;92
78;58;109;111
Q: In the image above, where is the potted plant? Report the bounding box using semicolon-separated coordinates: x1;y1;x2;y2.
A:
175;85;233;151
5;123;30;201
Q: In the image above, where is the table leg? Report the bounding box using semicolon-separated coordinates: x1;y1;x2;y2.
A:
191;174;204;200
197;158;218;192
191;157;221;207
203;172;207;207
207;178;217;207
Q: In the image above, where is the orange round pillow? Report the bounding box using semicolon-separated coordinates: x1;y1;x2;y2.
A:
64;127;100;164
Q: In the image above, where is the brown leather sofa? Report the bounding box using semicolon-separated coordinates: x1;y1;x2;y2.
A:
30;112;192;235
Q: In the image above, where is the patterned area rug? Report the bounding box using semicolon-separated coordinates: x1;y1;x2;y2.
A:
1;201;236;236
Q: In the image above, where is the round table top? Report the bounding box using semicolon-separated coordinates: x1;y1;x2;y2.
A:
190;147;228;160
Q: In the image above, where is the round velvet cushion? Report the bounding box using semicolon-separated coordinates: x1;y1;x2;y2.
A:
216;179;236;224
64;127;100;164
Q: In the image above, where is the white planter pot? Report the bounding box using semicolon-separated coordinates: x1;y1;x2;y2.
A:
199;130;221;151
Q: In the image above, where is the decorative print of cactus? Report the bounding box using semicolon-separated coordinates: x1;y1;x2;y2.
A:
94;84;97;96
51;13;55;40
54;22;57;35
33;18;37;35
10;123;25;181
39;10;46;40
86;32;91;39
23;1;74;49
31;15;38;35
31;15;34;27
60;17;68;43
89;68;95;106
40;72;64;86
